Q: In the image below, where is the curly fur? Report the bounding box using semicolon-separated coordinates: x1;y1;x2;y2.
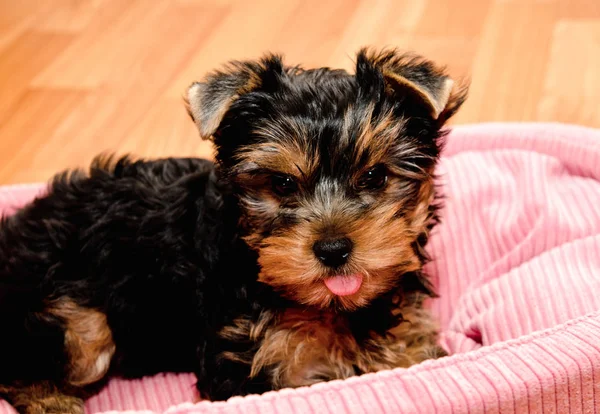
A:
0;48;466;412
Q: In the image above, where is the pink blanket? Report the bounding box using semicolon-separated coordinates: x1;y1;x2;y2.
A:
1;123;600;413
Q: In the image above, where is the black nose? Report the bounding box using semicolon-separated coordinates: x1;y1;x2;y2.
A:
312;237;353;268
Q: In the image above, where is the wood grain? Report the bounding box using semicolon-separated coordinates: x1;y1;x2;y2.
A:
0;0;599;184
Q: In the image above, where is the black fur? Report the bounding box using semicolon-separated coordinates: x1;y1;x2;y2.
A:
0;48;466;411
0;157;218;380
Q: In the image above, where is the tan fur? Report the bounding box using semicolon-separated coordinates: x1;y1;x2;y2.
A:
234;139;319;182
186;82;234;140
218;294;444;390
208;50;448;393
46;299;116;387
185;61;268;140
406;179;436;232
256;179;432;310
383;72;453;119
238;155;441;388
353;105;405;167
233;134;322;249
350;106;434;185
0;382;85;414
360;47;467;122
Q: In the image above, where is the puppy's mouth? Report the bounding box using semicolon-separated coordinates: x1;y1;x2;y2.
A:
323;273;363;296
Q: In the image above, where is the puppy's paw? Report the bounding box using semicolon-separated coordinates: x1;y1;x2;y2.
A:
20;395;84;414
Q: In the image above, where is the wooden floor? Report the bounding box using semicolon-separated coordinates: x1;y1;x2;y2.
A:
1;0;599;185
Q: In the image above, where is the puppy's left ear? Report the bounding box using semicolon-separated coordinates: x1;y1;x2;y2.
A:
185;55;285;140
356;48;468;123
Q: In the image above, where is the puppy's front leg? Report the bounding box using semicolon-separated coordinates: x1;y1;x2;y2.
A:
0;382;86;414
194;307;280;402
195;335;272;402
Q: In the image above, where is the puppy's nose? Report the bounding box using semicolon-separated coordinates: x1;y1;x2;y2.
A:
312;237;353;268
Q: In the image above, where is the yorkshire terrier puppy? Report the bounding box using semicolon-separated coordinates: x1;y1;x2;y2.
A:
0;48;466;413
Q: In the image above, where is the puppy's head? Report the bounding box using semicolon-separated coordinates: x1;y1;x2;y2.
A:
186;48;467;311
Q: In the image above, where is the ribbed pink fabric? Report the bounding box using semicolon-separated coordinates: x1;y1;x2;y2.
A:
1;123;599;413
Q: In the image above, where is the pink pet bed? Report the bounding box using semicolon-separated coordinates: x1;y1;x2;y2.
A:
1;123;600;413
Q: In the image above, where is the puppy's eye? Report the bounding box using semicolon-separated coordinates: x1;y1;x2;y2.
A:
357;164;388;190
271;175;298;197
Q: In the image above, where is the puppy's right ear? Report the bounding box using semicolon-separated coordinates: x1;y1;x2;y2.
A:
185;55;285;140
355;48;468;124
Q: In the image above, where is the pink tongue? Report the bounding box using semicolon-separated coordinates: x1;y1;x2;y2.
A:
324;274;363;296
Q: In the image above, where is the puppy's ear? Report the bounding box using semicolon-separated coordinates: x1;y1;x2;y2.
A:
185;55;285;140
355;48;468;122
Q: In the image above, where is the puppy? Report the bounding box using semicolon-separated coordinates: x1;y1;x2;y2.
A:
0;48;466;413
